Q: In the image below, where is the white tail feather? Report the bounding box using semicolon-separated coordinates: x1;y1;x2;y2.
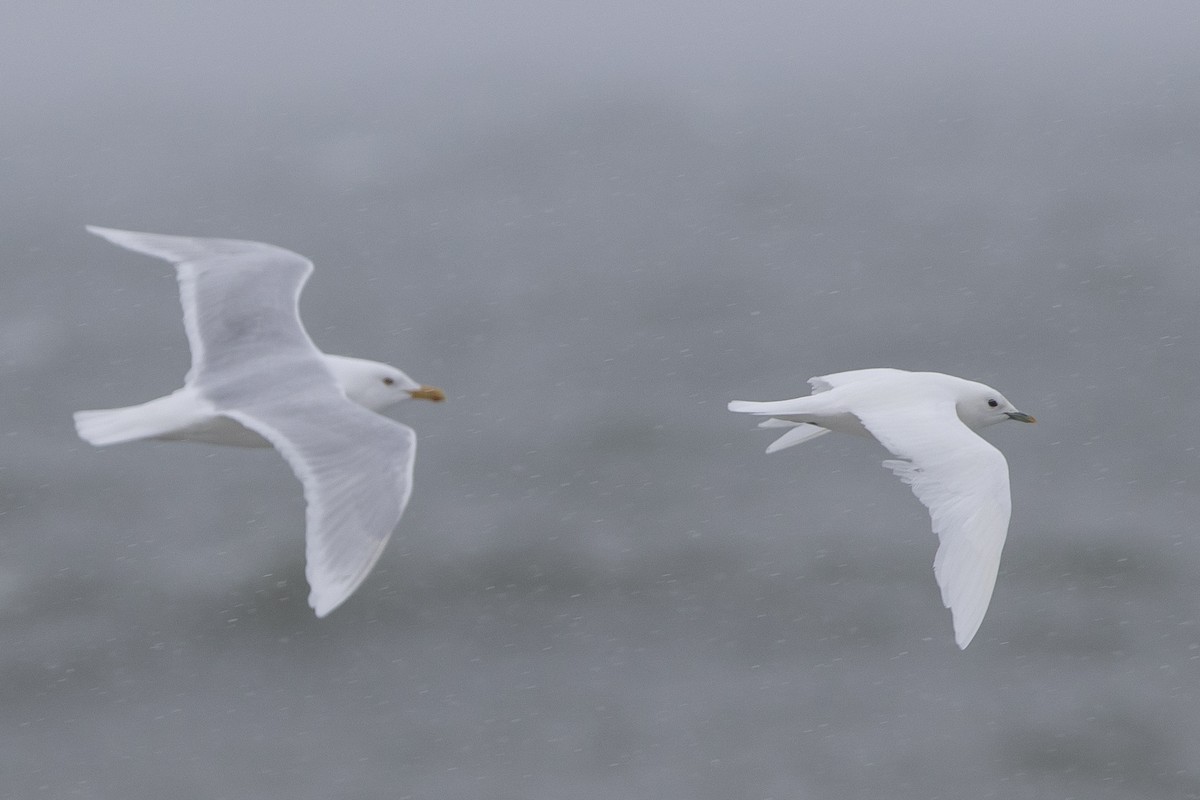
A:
74;406;165;447
728;397;819;416
73;390;214;447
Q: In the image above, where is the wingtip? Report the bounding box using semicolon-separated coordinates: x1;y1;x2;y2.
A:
307;574;346;618
85;225;137;247
950;609;983;649
307;572;364;619
308;590;341;619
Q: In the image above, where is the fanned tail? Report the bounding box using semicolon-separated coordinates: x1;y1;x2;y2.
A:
73;391;208;447
74;406;165;447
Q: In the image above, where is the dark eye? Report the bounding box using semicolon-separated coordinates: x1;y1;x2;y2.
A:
382;377;395;386
987;398;998;408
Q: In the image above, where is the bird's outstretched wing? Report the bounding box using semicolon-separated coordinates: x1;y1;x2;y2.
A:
87;226;416;616
85;226;326;400
854;401;1012;648
226;398;417;617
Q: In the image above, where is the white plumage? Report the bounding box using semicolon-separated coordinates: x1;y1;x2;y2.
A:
75;226;444;617
729;368;1035;648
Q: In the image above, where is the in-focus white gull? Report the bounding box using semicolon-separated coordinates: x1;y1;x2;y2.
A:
729;368;1035;648
75;226;445;617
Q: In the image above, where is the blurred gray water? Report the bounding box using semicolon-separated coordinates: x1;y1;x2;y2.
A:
3;2;1200;798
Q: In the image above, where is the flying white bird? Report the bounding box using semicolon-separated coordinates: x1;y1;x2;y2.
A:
75;226;445;617
729;368;1035;648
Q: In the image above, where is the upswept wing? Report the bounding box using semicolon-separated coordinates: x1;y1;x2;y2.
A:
226;398;417;617
854;401;1012;649
808;368;907;395
85;226;324;398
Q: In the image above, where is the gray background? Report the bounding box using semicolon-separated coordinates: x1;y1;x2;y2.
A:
3;2;1199;798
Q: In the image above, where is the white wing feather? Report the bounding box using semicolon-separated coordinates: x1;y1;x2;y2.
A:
227;400;417;617
761;422;831;453
85;226;321;392
854;401;1012;649
808;368;907;395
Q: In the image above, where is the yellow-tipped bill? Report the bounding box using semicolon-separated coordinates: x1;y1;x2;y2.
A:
409;385;446;402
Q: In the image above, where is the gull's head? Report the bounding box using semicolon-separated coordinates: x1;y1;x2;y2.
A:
954;381;1036;430
326;355;445;412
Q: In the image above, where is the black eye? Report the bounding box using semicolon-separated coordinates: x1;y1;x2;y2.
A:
382;377;395;386
987;398;998;408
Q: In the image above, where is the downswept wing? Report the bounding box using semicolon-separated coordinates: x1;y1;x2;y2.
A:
854;401;1012;649
225;396;417;617
85;226;326;400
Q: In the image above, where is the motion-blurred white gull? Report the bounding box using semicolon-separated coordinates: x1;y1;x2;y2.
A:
75;226;445;617
729;368;1035;648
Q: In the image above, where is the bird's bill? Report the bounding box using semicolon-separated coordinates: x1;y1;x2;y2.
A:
408;385;446;402
1005;411;1036;423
